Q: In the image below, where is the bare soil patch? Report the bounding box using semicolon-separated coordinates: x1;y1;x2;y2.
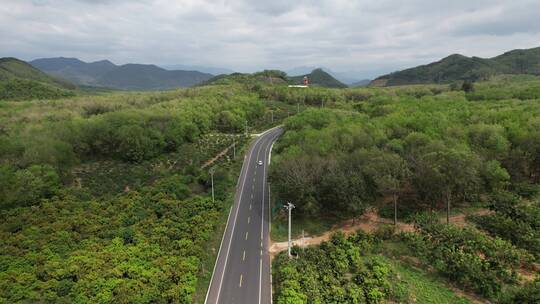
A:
269;208;490;254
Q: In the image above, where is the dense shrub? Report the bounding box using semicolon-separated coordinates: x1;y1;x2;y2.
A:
0;164;61;209
0;79;75;101
273;232;408;304
500;279;540;304
469;192;540;258
0;182;222;303
402;216;532;299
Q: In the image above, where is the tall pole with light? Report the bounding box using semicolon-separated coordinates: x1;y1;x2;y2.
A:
284;202;295;258
210;167;215;204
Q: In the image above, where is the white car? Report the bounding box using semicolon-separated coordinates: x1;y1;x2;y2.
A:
257;160;263;166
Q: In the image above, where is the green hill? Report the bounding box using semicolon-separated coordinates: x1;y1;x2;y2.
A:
372;47;540;86
0;58;76;100
204;68;347;88
289;68;348;88
202;70;288;86
0;58;75;89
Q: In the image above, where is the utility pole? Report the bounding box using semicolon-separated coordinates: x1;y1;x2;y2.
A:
244;120;248;137
268;182;271;208
232;140;236;159
210;167;215;204
447;193;450;225
284;202;295;258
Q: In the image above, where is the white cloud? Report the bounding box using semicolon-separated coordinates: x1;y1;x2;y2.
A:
0;0;539;79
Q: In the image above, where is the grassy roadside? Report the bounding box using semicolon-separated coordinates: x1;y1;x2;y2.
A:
270;214;336;242
381;240;486;303
385;257;473;304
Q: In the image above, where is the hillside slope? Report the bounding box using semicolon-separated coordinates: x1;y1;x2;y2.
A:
0;58;76;100
372;47;540;86
1;57;75;89
31;57;213;90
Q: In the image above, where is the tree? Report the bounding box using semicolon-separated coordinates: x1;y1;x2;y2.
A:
481;160;510;191
417;149;481;224
362;151;410;225
462;81;475;93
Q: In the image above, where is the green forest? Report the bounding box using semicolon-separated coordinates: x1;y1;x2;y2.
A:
269;75;540;303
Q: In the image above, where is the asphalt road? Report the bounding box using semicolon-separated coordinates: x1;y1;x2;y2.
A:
205;126;283;304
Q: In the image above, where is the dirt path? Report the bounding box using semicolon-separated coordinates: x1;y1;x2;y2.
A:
269;209;413;254
269;208;490;254
449;208;492;227
200;143;235;169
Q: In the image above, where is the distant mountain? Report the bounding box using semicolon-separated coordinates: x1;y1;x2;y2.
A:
0;57;76;100
30;57;213;90
162;64;234;76
330;72;365;86
98;64;213;90
289;68;348;88
31;57;116;86
372;47;540;86
286;66;319;77
350;79;371;87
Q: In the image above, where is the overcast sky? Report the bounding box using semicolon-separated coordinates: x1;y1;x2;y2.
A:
1;0;539;78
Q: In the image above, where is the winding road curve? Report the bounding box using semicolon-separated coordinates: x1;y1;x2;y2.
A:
205;126;283;304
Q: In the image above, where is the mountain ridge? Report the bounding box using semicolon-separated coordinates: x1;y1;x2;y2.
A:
372;46;540;86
